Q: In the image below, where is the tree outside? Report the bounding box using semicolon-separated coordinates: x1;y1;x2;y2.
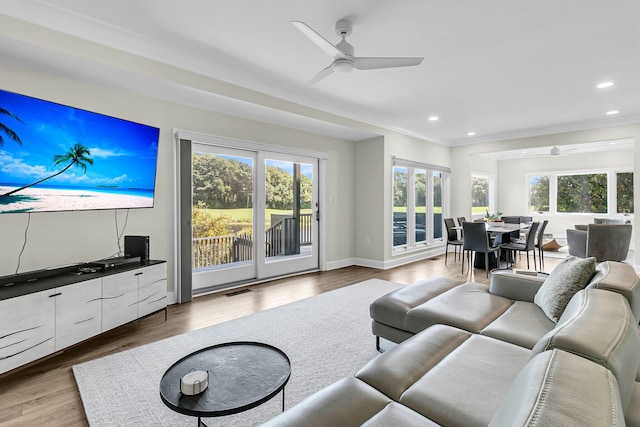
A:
192;154;313;239
529;175;549;212
617;172;634;214
557;173;607;213
471;175;489;210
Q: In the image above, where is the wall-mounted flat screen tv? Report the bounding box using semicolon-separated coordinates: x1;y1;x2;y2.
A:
0;89;160;214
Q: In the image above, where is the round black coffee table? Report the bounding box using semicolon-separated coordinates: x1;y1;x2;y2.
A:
159;341;291;426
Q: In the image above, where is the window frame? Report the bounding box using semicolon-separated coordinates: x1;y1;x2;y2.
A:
526;167;633;216
392;158;450;254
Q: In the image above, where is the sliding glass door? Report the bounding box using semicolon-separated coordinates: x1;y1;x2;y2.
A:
191;145;256;289
260;153;318;278
189;142;319;293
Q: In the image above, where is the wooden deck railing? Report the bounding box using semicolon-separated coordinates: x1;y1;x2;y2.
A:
192;214;313;269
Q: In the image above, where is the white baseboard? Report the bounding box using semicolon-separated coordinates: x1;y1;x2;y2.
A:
327;247;446;271
324;258;357;271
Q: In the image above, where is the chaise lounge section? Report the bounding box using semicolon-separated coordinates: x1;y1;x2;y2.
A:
262;260;640;426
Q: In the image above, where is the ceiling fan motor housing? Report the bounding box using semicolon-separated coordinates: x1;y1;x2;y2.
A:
335;19;353;37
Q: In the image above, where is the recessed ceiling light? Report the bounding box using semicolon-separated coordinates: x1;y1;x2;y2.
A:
597;81;614;89
467;131;476;136
428;115;439;121
606;110;619;115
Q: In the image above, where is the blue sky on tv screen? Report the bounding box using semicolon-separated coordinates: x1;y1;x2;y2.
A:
0;90;159;190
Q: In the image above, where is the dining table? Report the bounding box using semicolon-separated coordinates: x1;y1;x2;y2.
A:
473;222;531;270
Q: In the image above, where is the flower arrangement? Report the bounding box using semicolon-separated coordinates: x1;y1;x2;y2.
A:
484;210;503;222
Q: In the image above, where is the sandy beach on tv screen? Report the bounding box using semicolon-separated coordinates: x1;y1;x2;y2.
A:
0;186;153;212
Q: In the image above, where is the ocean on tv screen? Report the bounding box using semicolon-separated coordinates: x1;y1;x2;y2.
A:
0;89;160;213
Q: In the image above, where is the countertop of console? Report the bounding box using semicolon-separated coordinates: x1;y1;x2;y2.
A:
0;260;166;301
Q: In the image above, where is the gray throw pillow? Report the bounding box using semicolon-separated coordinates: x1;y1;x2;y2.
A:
534;256;596;322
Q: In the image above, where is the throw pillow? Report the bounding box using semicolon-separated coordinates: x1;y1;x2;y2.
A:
534;256;596;322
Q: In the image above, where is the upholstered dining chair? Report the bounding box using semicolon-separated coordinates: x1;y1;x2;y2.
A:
462;221;501;278
444;218;463;265
501;222;539;270
534;220;549;270
456;216;467;239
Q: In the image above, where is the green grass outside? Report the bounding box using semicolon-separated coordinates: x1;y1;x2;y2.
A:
197;207;312;227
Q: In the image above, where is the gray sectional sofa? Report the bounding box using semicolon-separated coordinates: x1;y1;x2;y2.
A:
262;260;640;426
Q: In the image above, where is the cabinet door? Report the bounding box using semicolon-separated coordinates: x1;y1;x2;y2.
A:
138;264;167;318
0;290;55;375
54;279;102;351
101;270;139;331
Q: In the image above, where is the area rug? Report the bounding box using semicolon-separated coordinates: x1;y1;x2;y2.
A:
73;279;402;426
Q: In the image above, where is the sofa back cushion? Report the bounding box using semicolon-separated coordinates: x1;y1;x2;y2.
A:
530;289;639;410
489;349;625;427
587;261;640;321
533;256;596;322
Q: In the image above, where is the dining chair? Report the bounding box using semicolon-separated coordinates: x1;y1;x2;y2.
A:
462;221;501;278
444;218;463;265
456;216;467;239
501;216;521;241
501;222;539;270
534;220;549;270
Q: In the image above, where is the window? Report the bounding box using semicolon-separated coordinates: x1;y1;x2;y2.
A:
415;169;427;243
529;175;549;213
557;173;607;213
617;172;634;214
471;173;494;218
527;170;632;215
393;159;450;251
393;166;408;247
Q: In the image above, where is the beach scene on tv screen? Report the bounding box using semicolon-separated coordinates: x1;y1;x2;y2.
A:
0;90;160;213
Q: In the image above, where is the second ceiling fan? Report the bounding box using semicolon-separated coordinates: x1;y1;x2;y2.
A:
292;19;424;84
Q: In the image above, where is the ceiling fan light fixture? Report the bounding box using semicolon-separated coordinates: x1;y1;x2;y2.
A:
333;59;353;73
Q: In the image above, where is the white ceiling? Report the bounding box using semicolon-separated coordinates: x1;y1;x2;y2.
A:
1;0;640;145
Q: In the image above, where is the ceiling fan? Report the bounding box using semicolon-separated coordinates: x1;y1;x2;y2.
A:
524;146;577;157
291;19;424;84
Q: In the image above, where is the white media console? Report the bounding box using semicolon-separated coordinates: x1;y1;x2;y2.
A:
0;261;167;375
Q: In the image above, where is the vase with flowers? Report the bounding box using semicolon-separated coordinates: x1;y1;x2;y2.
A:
484;210;504;225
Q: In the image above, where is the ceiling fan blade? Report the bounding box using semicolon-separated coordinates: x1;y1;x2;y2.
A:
291;21;345;60
308;65;334;84
354;57;424;70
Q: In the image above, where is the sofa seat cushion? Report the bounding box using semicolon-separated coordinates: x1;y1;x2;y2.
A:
357;325;530;427
260;377;402;427
361;402;440;427
480;301;555;349
401;334;529;427
370;277;464;330
490;349;625;427
404;282;513;333
534;255;596;322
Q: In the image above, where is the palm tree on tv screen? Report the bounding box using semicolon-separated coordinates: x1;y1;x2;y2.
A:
0;107;23;146
1;143;94;197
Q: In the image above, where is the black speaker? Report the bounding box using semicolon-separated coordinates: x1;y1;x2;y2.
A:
124;235;150;261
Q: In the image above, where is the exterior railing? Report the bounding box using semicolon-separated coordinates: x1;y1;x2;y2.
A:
192;214;313;269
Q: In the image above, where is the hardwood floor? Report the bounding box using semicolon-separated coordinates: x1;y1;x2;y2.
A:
0;253;561;427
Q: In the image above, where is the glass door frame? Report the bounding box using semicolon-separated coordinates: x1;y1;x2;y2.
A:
191;143;257;290
258;152;319;280
174;131;326;300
